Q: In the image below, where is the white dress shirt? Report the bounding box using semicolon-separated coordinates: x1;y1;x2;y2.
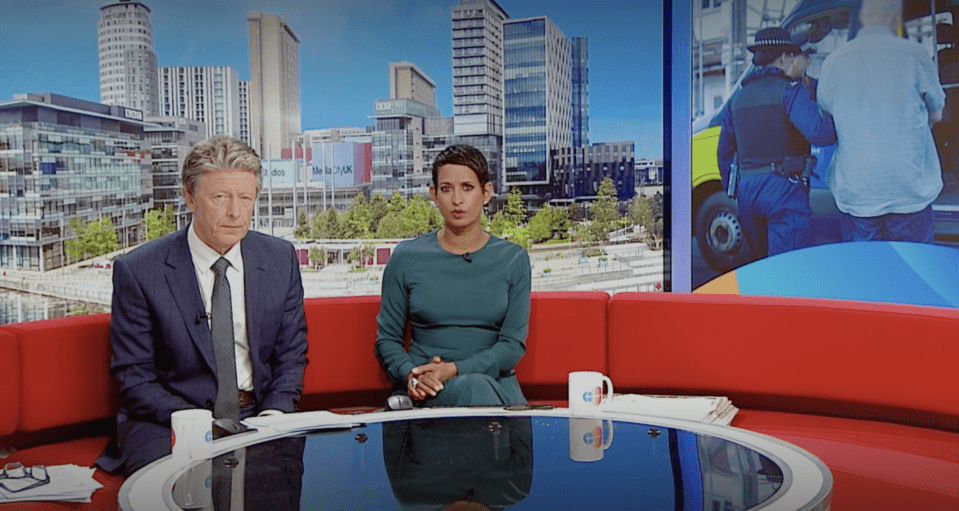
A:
187;222;254;392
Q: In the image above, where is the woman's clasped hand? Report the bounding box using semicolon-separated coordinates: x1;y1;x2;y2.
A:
407;356;458;400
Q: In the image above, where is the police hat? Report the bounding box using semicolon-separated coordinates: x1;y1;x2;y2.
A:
747;27;803;54
792;30;816;55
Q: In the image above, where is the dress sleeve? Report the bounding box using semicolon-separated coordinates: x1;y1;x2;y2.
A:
454;248;531;378
374;249;415;383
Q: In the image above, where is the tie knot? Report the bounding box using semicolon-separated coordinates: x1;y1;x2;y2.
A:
212;257;230;276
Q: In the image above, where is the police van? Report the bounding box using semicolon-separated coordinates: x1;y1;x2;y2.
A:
692;0;959;272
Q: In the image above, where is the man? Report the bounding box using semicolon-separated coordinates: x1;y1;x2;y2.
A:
818;0;945;243
717;27;836;259
102;136;308;475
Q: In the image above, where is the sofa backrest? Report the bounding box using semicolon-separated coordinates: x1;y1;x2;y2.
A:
518;291;610;398
5;314;116;433
0;330;18;436
301;295;392;399
608;292;959;430
301;292;611;403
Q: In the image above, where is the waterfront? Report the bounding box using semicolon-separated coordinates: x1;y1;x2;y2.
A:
0;290;106;325
0;240;664;325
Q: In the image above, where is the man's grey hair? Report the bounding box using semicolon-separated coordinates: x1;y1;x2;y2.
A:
182;136;262;196
859;0;902;30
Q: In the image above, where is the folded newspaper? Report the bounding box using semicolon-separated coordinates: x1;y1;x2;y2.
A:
0;464;103;504
604;394;739;426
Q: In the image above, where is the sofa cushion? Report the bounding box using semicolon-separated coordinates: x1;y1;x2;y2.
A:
0;436;122;510
517;291;610;397
607;293;959;431
6;314;117;432
732;410;959;511
0;330;18;436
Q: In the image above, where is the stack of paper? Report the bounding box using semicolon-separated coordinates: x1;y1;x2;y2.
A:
605;394;739;426
0;464;103;504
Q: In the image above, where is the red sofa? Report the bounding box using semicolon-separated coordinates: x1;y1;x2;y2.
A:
1;291;957;510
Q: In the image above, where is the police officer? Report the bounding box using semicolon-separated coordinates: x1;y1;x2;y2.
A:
717;27;836;259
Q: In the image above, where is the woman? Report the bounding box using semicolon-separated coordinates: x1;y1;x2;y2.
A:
374;144;531;406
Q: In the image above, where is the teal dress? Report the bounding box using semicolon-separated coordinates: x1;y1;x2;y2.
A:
374;232;531;406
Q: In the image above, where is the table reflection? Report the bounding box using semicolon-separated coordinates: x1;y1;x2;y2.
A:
172;436;305;511
168;416;786;510
383;417;533;511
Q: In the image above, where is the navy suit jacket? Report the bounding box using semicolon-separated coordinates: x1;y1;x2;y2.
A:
109;227;308;425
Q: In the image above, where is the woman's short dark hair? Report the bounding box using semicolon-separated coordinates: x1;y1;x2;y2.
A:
431;144;490;187
752;49;787;67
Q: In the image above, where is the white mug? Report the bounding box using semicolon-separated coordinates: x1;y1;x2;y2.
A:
568;371;614;416
171;409;213;462
171;459;212;509
569;418;615;462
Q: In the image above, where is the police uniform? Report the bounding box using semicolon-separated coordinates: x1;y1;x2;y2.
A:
717;28;836;258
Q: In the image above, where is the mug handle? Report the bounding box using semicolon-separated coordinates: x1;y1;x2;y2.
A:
602;419;615;449
600;376;614;405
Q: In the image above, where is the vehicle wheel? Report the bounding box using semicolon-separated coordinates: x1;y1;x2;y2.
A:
695;192;753;272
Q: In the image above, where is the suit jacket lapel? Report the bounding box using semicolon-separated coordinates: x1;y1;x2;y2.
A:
165;229;217;372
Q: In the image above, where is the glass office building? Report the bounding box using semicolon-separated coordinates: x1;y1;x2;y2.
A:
571;37;590;149
143;116;205;230
0;94;152;271
504;17;571;187
371;99;440;199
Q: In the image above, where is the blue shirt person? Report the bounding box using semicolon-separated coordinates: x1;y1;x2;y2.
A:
817;0;945;243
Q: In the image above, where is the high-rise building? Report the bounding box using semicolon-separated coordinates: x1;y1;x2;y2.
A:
451;0;508;137
0;94;153;271
551;142;636;201
571;37;590;149
238;80;251;147
158;67;242;141
450;0;508;199
390;62;437;107
248;12;301;159
503;16;571;192
371;99;441;199
97;0;159;116
143;116;206;230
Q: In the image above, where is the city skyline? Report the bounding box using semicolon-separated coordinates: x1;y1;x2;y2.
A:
0;0;663;157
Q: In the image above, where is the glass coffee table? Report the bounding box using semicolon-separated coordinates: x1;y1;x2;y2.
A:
119;407;831;510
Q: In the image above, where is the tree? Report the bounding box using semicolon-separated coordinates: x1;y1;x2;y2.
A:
314;208;342;239
308;246;325;268
376;212;405;238
488;210;508;237
66;217;119;261
145;205;176;241
504;187;526;227
550;206;572;240
629;195;654;234
388;191;406;215
527;205;553;243
343;193;373;238
402;195;433;237
590;177;619;241
369;193;389;232
294;211;311;239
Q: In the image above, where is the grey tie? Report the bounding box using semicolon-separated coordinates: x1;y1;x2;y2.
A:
211;257;239;421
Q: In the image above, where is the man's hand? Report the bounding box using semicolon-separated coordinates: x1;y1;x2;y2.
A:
406;356;459;401
930;108;943;126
